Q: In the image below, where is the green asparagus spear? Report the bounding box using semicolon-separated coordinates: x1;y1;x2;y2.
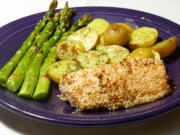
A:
33;47;57;100
6;45;38;91
35;12;60;48
5;10;61;92
18;53;44;98
33;13;93;100
18;3;74;98
0;0;58;85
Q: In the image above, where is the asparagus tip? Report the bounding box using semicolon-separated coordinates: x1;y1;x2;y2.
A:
49;0;58;11
64;2;69;9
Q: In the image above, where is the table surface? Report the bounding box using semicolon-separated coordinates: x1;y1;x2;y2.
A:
0;0;180;134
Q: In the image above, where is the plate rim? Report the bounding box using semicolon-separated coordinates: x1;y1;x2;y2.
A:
0;6;180;127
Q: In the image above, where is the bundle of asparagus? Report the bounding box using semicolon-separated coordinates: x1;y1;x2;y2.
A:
5;9;60;92
0;0;93;101
0;0;58;85
18;3;76;98
6;3;74;93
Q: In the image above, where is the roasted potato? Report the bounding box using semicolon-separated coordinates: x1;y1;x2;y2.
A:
115;22;135;40
152;50;161;60
151;36;178;58
129;27;158;49
95;36;107;51
77;51;109;68
127;48;160;61
67;27;99;51
115;22;135;34
103;45;129;63
48;60;81;83
56;40;85;60
103;24;129;46
87;18;110;35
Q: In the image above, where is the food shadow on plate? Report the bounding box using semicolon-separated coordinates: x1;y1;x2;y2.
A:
46;81;59;102
164;46;180;90
164;46;180;64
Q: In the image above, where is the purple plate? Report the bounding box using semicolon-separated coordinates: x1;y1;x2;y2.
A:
0;7;180;127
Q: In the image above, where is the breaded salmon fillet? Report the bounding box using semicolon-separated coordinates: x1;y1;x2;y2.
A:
59;58;171;111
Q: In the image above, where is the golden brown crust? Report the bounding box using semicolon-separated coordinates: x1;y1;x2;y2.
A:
59;58;171;111
124;58;171;108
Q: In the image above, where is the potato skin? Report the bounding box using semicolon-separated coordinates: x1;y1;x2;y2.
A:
127;48;155;61
103;24;129;46
115;23;135;33
151;36;178;58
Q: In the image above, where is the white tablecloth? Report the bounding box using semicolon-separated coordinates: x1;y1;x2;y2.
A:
0;0;180;134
